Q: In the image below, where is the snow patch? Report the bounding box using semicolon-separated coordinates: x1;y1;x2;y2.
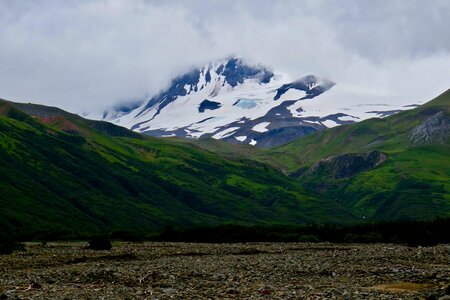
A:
304;120;321;125
235;136;247;142
277;89;306;102
212;127;240;139
252;122;270;132
234;98;258;109
85;59;419;143
249;139;257;146
338;115;359;121
322;120;339;128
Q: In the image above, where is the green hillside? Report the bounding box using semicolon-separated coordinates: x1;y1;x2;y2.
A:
1;90;448;239
0;99;353;239
256;90;450;221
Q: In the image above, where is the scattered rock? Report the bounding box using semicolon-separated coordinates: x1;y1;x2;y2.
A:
259;287;272;295
444;284;450;295
0;290;19;300
162;287;177;295
27;282;41;289
0;242;448;299
226;287;239;294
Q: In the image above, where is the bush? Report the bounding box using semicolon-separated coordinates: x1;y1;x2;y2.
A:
88;237;112;250
0;231;23;254
0;239;16;254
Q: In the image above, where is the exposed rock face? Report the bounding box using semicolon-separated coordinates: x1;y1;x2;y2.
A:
198;99;221;113
92;57;356;148
219;57;274;87
136;57;274;122
274;75;335;101
223;125;320;148
410;111;450;146
88;56;420;148
302;151;388;179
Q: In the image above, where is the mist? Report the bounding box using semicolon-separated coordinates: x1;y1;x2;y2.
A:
0;0;449;114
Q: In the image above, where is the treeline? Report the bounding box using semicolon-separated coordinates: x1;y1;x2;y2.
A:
2;218;449;254
154;218;450;246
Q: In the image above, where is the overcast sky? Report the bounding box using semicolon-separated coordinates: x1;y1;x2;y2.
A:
0;0;449;114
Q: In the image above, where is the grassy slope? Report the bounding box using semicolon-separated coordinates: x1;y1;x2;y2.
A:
0;99;353;239
253;90;450;221
257;90;449;171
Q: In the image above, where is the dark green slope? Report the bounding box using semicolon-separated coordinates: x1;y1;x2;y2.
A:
256;90;450;221
0;99;353;239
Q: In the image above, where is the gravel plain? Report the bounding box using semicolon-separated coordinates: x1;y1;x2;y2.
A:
1;242;449;299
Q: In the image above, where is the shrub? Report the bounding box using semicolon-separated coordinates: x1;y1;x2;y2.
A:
0;239;16;254
0;231;23;254
88;237;112;250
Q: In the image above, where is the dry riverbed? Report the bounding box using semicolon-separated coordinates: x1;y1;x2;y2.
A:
0;242;449;299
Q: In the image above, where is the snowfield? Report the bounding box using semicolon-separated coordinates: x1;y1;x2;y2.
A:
87;57;418;147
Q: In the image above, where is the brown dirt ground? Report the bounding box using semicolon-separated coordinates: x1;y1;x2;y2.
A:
0;242;449;299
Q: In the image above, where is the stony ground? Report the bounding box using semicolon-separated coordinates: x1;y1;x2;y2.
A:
0;242;449;299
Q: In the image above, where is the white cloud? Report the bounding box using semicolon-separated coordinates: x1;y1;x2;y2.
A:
0;0;449;114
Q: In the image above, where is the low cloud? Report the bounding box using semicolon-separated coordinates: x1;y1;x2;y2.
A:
0;0;449;113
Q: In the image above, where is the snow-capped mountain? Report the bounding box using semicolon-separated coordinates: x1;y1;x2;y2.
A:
91;57;418;147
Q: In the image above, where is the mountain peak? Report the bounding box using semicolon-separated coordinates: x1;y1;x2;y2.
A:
135;57;275;121
211;57;274;87
88;57;418;148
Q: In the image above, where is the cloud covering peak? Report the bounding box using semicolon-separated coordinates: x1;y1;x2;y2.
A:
0;0;449;113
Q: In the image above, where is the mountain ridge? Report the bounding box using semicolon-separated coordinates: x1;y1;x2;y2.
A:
254;89;450;220
90;57;419;148
0;89;448;238
0;97;354;239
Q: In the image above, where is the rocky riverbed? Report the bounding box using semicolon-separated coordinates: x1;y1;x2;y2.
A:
0;242;449;299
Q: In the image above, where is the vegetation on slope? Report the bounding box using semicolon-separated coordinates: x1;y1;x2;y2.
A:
0;99;352;240
255;90;450;221
154;218;450;246
1;89;448;240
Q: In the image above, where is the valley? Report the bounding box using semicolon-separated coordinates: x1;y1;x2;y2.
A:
0;89;449;238
0;98;352;239
1;2;449;300
254;89;450;221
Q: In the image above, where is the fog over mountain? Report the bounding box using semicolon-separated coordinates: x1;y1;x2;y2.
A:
0;0;449;114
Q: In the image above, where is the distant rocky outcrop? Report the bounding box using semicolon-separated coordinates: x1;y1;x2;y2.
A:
198;99;222;112
302;151;388;179
410;111;450;146
274;75;335;101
